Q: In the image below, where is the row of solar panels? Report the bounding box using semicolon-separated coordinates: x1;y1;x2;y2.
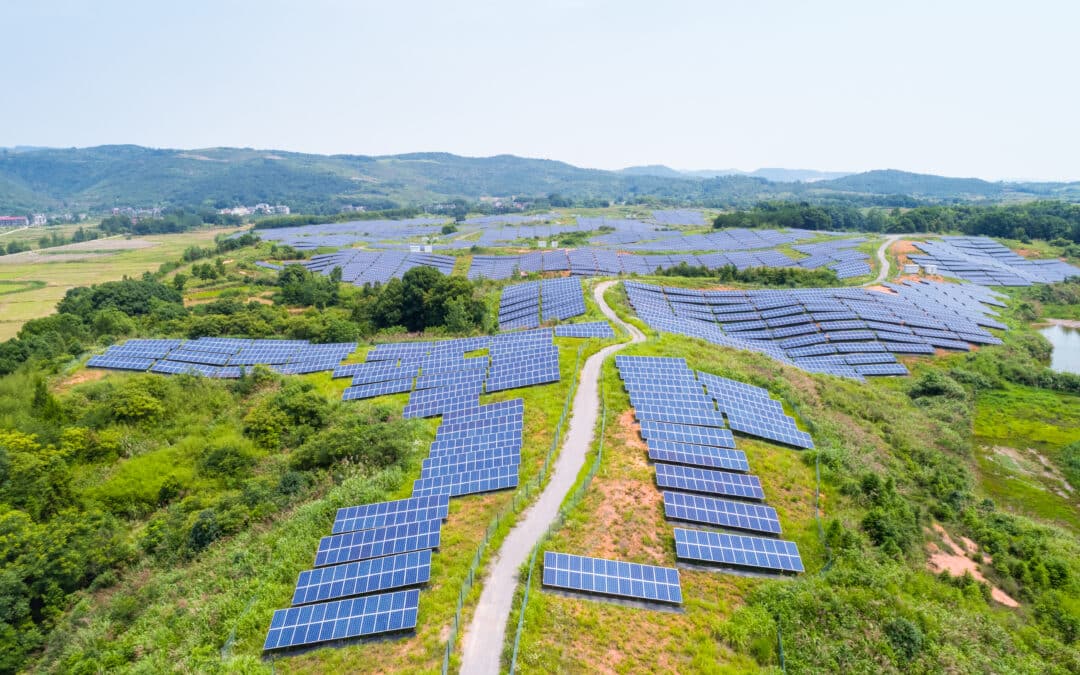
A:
497;278;588;329
335;330;566;405
616;356;805;576
87;339;357;378
625;279;1009;380
264;495;452;652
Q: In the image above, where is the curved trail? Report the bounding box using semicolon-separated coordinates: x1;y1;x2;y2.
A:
868;234;903;286
459;280;644;675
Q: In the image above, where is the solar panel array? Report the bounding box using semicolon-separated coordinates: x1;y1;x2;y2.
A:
497;278;587;328
615;355;806;576
252;217;449;250
469;247;812;281
412;399;524;497
541;552;683;605
263;589;421;651
792;238;873;279
87;338;356;378
674;528;804;573
338;330;562;406
300;249;456;286
554;321;616;339
625;279;1009;380
910;236;1080;286
264;491;449;652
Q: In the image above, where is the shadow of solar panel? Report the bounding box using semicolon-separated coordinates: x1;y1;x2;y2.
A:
655;463;764;500
674;528;803;573
314;520;441;567
291;550;432;605
263;589;420;651
333;495;450;535
663;492;781;535
646;439;750;472
542;552;683;605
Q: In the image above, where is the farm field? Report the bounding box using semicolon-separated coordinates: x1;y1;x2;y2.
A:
0;227;241;339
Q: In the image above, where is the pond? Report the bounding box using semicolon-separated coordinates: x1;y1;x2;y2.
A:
1039;323;1080;375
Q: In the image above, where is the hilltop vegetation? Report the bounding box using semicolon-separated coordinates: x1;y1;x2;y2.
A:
3;146;1080;214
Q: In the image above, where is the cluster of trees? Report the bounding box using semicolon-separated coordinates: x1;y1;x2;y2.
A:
0;360;424;671
99;208;241;236
655;262;840;287
253;208;423;230
715;200;1080;244
0;240;30;255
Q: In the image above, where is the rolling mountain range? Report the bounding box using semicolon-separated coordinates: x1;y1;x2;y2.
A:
1;145;1078;213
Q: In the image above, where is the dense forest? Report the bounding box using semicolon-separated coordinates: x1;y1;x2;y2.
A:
716;200;1080;246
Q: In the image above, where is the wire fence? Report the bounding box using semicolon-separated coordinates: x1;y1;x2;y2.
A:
508;377;608;674
440;342;588;675
776;394;832;672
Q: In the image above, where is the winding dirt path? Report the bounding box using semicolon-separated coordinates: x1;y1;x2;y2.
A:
458;280;644;674
868;234;903;286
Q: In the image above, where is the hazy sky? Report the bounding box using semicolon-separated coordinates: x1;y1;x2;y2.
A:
3;0;1078;180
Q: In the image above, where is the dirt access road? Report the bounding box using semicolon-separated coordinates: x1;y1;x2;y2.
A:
458;280;644;674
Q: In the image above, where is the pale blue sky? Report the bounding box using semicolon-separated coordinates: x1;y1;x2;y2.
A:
2;0;1078;180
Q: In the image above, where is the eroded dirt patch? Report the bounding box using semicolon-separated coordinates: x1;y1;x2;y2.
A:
926;523;1018;607
55;368;107;392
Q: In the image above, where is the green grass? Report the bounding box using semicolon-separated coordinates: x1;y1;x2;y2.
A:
0;227;243;340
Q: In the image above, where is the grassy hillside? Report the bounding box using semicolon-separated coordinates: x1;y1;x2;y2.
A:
505;283;1080;674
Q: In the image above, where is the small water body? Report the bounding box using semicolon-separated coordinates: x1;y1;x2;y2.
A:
1039;324;1080;375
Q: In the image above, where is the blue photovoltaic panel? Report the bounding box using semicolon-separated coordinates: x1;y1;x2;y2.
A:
673;528;803;573
646;439;750;472
542;552;683;605
332;495;450;535
639;421;736;448
291;550;432;605
655;463;764;500
554;322;616;339
313;520;441;567
262;589;420;651
633;405;727;428
86;355;155;371
342;377;415;401
663;492;782;535
412;464;519;497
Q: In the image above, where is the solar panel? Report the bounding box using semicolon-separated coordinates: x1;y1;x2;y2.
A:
541;552;683;605
332;495;450;535
313;520;441;567
263;589;420;651
638;421;736;448
412;464;519;497
663;492;781;535
342;377;415;401
291;550;431;606
86;355;155;371
646;439;750;472
654;463;765;500
554;322;616;339
673;528;803;573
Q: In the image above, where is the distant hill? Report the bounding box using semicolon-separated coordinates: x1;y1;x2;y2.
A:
0;146;1078;213
625;166;853;182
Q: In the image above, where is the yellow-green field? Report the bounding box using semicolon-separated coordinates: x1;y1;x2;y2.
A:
0;227;243;339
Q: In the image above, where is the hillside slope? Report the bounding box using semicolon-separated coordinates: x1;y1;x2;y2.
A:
3;146;1079;212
